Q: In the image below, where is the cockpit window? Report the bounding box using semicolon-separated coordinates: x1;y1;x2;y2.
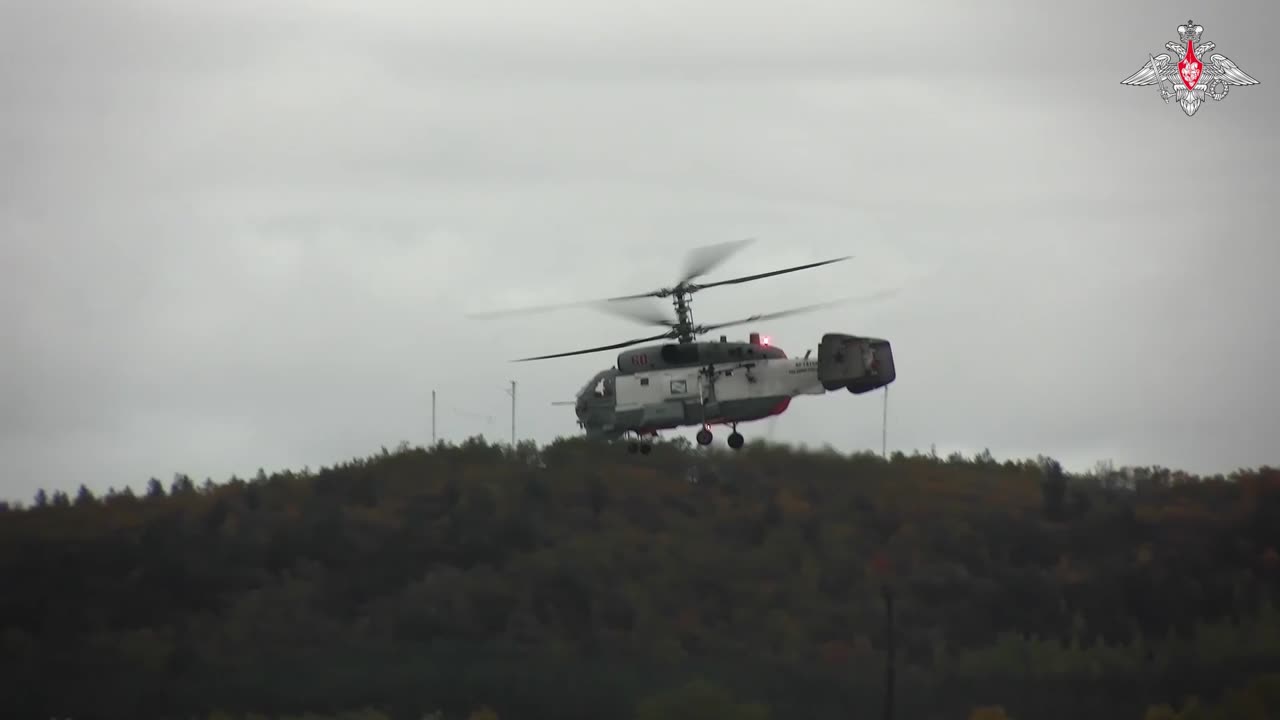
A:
577;369;618;400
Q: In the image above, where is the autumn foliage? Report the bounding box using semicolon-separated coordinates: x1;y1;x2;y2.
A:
2;436;1279;719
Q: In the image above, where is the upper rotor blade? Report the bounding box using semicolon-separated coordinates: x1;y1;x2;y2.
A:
467;295;613;319
599;238;758;301
513;331;674;362
470;294;670;321
690;255;852;291
680;237;756;284
697;289;899;333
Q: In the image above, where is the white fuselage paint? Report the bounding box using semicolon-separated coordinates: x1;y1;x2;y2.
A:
613;356;826;412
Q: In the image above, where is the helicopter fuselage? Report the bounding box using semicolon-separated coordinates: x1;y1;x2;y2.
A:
573;332;894;444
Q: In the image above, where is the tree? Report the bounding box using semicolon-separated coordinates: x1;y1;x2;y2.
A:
171;473;196;496
635;679;770;720
3;440;1279;720
1041;456;1067;521
74;485;96;506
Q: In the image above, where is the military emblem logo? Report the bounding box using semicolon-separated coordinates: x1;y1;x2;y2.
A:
1121;20;1259;116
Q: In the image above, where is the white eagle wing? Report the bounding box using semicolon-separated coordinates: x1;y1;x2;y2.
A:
1121;54;1176;86
1204;53;1259;86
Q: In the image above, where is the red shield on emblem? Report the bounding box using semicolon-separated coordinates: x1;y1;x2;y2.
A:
1178;40;1202;90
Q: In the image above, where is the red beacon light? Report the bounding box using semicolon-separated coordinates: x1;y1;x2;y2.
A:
748;332;771;346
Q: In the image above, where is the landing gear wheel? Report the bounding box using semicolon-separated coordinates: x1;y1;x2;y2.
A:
696;428;713;446
640;442;652;455
627;441;639;454
727;432;744;450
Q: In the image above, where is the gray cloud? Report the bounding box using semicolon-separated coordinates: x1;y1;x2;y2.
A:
3;0;1278;501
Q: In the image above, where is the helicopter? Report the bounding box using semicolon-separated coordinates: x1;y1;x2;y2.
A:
472;239;896;453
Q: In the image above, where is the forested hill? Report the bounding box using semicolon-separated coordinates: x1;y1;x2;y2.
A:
3;438;1280;720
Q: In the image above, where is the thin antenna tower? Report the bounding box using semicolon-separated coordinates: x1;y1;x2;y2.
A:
432;390;437;445
881;385;889;458
504;380;516;446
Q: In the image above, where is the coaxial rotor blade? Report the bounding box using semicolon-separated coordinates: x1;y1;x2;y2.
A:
512;330;675;362
696;289;898;334
680;237;756;284
696;302;845;334
605;288;669;301
689;255;852;291
603;238;758;300
469;295;671;322
466;295;616;319
594;298;679;327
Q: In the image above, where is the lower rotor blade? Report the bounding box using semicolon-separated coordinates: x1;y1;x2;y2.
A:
605;289;668;301
697;289;899;333
594;298;678;327
513;331;674;362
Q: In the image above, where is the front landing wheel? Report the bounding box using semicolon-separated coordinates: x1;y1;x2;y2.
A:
696;428;713;446
727;431;744;450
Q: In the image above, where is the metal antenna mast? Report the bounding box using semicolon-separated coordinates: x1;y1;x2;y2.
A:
432;390;437;445
504;380;516;446
881;385;889;459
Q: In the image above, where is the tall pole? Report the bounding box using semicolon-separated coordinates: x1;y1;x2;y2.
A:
883;584;895;720
881;386;889;459
505;380;516;447
432;390;437;445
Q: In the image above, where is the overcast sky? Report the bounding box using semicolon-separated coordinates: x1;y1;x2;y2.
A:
3;0;1278;501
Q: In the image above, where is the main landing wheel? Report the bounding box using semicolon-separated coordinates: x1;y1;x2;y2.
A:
696;428;713;446
727;431;744;450
627;439;653;454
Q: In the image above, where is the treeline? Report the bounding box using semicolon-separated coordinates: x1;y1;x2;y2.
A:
2;437;1278;719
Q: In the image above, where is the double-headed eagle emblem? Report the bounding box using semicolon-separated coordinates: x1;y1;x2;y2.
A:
1121;21;1259;116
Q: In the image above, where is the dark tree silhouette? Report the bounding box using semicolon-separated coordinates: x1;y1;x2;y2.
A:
1;439;1277;720
1040;456;1067;521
